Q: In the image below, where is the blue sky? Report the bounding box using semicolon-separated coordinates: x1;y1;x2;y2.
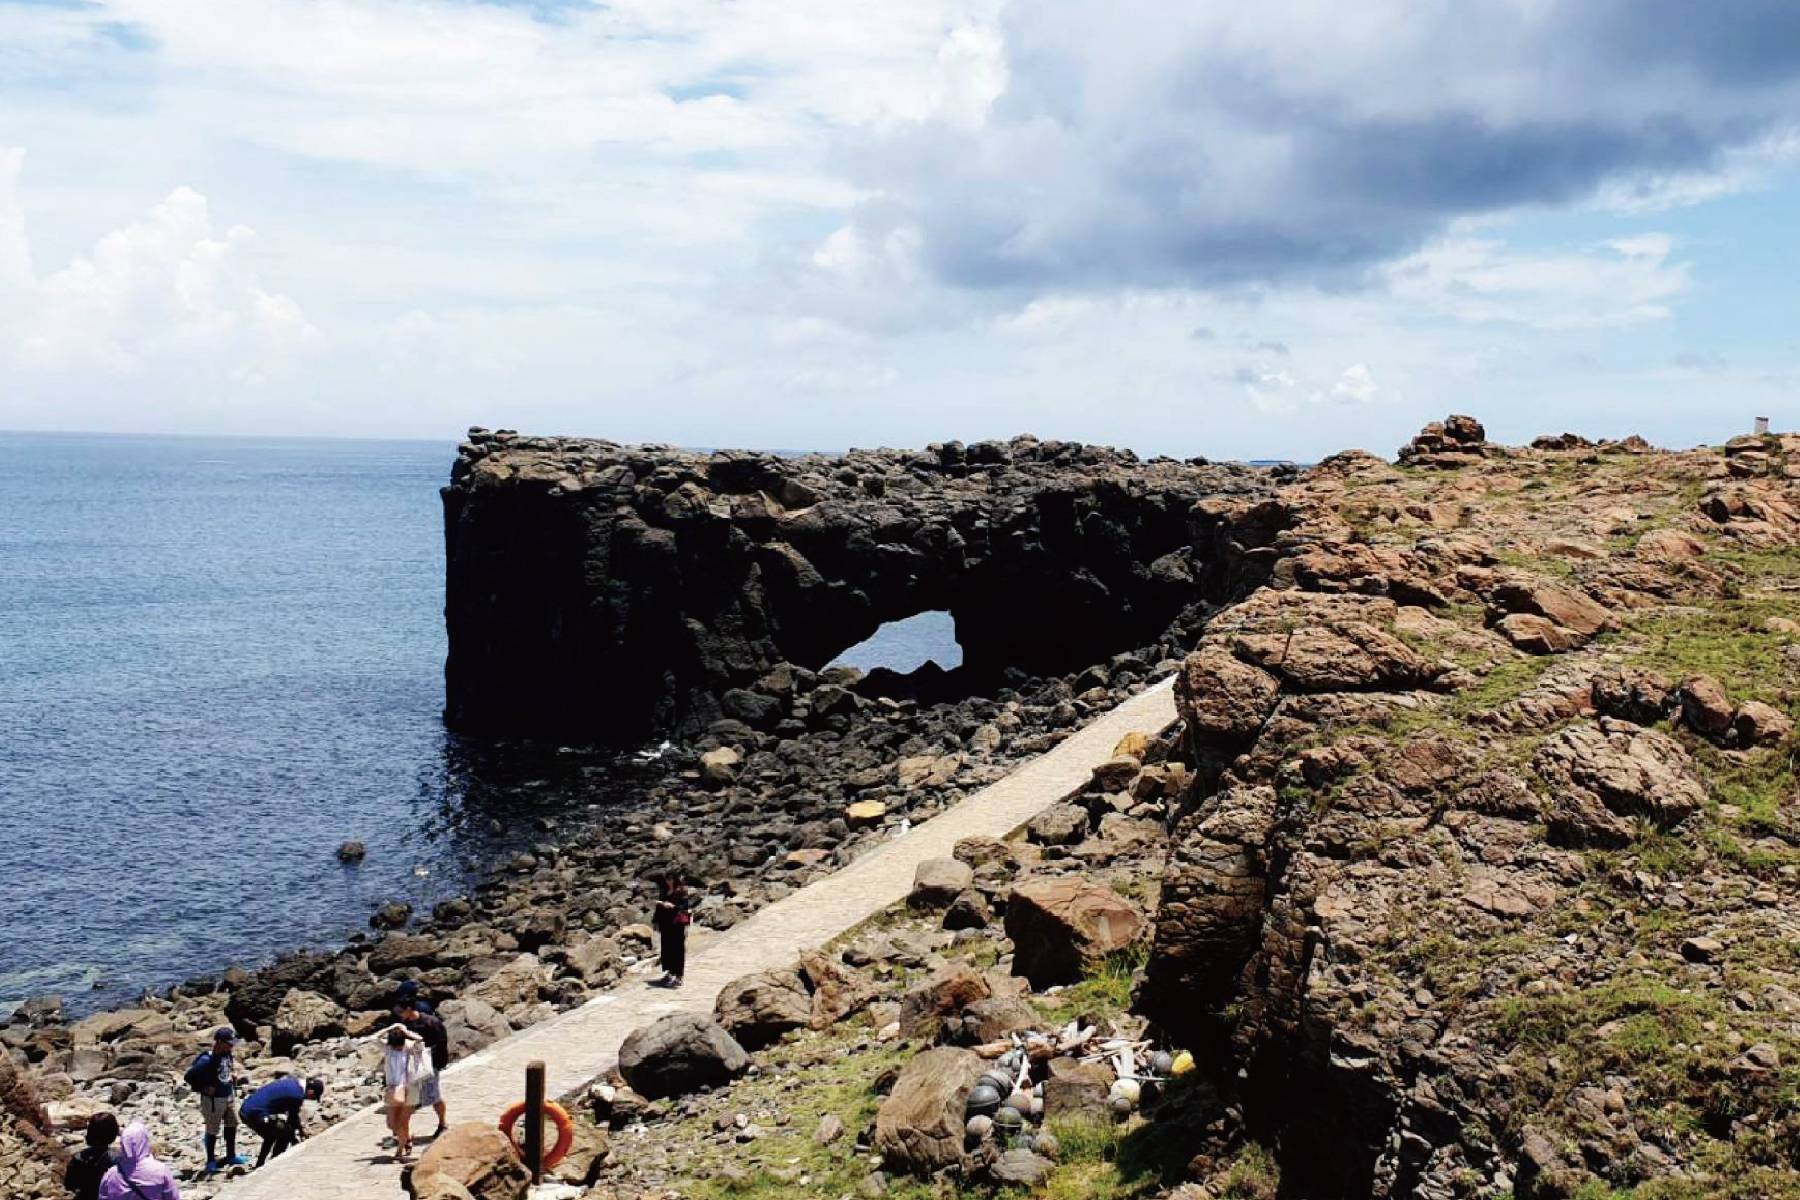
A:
1;0;1797;459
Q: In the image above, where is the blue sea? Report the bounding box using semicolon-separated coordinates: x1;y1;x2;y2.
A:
0;432;596;1016
0;431;963;1017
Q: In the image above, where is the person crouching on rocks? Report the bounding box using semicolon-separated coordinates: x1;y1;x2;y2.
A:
379;1024;432;1162
64;1110;119;1200
97;1122;180;1200
652;871;691;988
239;1076;323;1167
397;998;449;1137
183;1026;245;1173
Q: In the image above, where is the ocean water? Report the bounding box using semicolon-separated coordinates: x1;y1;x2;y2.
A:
0;432;624;1016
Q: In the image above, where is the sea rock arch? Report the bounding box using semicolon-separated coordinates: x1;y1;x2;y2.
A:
442;431;1279;742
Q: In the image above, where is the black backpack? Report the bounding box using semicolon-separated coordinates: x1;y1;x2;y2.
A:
183;1052;217;1094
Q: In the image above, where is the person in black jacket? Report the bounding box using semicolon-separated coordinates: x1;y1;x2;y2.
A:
397;999;449;1136
63;1110;119;1200
652;872;691;988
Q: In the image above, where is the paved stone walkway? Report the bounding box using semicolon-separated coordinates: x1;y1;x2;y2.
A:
220;678;1178;1199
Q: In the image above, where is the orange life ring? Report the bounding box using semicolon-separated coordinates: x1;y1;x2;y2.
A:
498;1099;575;1169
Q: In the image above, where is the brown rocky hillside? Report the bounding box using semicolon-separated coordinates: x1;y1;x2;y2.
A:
1142;417;1800;1198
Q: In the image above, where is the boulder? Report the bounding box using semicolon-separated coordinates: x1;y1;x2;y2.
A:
222;951;332;1034
70;1009;161;1047
899;966;992;1039
368;934;441;975
1233;622;1442;691
1027;804;1089;847
798;950;876;1028
909;858;974;909
844;800;888;827
699;746;742;786
371;901;413;930
617;1015;749;1099
548;1119;611;1187
1042;1059;1115;1121
411;1123;531;1200
1177;646;1281;755
1090;755;1143;791
990;1149;1056;1186
1496;613;1577;654
1489;578;1613;639
1589;668;1676;726
1731;701;1793;747
714;969;813;1049
1635;528;1707;562
953;836;1014;869
959;996;1040;1043
1677;675;1734;738
874;1047;985;1175
942;890;992;931
565;935;623;987
467;954;549;1014
439;997;514;1058
271;989;347;1056
42;1096;111;1131
1004;878;1147;989
1533;723;1707;831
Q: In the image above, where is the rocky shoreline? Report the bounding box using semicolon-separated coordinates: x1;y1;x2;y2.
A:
0;583;1218;1197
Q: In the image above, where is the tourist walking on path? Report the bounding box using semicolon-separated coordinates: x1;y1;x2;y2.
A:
652;872;690;988
97;1122;180;1200
238;1076;323;1167
183;1027;244;1172
398;998;450;1136
63;1110;119;1200
379;1025;432;1162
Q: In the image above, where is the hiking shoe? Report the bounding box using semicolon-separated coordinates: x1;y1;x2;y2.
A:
205;1160;223;1175
225;1155;249;1167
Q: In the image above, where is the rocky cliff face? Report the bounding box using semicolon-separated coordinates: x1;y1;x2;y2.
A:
443;431;1274;742
1143;420;1800;1198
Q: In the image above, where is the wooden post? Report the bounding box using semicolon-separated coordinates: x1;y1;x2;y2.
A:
524;1059;546;1183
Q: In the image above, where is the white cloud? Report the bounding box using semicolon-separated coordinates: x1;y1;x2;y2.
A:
1382;234;1691;329
0;155;316;417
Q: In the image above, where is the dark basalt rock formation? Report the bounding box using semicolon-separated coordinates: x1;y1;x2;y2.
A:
443;430;1274;742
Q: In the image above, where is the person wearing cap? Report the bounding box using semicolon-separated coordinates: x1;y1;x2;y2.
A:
390;978;434;1017
238;1076;324;1167
183;1027;244;1172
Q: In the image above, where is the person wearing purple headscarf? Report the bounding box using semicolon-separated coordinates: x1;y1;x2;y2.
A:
97;1122;181;1200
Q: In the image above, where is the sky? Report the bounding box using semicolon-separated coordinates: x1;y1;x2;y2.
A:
1;0;1798;461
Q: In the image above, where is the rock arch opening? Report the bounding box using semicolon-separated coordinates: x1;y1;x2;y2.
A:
828;610;963;676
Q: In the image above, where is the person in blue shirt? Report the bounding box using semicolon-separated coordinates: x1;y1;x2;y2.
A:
238;1076;324;1167
183;1027;244;1172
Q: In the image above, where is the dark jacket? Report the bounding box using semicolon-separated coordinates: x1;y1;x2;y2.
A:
64;1147;116;1200
654;888;690;930
240;1077;305;1123
404;1011;450;1072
